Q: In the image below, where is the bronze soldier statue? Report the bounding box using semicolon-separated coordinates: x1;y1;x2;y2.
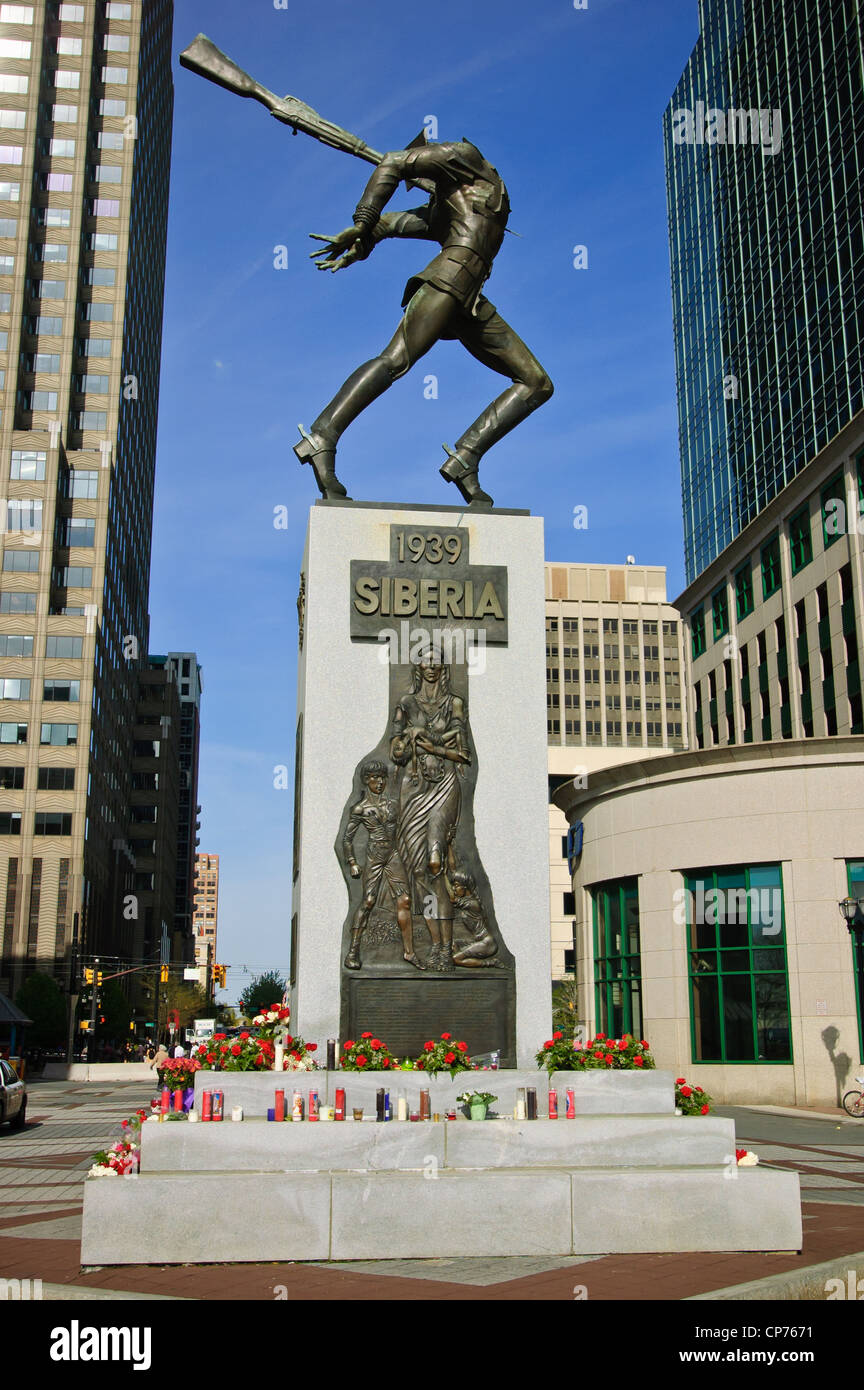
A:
177;37;553;509
297;135;554;507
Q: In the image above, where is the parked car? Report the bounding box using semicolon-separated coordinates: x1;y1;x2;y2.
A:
0;1057;26;1129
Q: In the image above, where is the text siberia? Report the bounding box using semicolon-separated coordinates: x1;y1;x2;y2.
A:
353;575;505;622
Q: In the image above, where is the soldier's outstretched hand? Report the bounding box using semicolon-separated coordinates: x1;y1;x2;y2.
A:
309;226;370;272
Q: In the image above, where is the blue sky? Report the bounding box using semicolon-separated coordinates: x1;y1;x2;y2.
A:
150;0;700;1001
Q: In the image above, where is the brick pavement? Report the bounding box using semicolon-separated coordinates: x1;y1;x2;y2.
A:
1;1079;862;1301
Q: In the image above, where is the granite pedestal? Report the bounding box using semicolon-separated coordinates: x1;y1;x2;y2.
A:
81;1072;802;1264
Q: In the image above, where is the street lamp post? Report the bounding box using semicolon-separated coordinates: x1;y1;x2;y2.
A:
838;898;864;1061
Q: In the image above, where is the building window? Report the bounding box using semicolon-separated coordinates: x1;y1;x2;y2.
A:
10;448;46;480
711;587;728;642
0;635;32;656
0;722;26;742
45;636;83;658
57;517;95;547
0;765;23;788
691;606;706;659
37;767;74;790
789;506;813;574
34;811;72;835
40;722;77;746
3;550;38;572
846;862;864;1058
592;877;642;1038
685;865;790;1063
760;535;781;599
0;810;21;833
43;679;79;701
0;677;29;699
0;593;36;613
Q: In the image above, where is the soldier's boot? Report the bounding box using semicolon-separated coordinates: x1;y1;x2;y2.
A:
293;426;348;500
442;370;554;506
343;930;364;971
440;445;493;509
296;358;396;498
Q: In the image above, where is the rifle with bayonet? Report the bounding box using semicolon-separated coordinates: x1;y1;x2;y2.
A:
178;34;434;193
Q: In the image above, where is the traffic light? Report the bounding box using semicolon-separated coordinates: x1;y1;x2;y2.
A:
84;967;94;985
160;964;169;983
79;1020;91;1032
96;971;103;986
213;963;226;989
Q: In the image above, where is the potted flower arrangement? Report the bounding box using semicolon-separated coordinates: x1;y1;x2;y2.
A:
415;1032;473;1080
458;1089;497;1120
341;1033;394;1071
156;1055;202;1110
536;1031;656;1074
194;1031;316;1072
675;1077;712;1115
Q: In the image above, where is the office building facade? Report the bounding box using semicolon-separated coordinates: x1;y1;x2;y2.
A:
664;0;864;584
545;562;687;978
192;850;218;982
0;0;175;998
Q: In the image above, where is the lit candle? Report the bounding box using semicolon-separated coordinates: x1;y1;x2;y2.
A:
273;1043;285;1073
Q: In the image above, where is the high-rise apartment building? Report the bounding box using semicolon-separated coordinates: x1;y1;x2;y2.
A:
192;851;217;980
164;651;200;949
0;0;174;998
664;0;864;584
545;562;687;978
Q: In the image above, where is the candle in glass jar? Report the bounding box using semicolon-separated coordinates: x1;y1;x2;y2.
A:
548;1088;558;1119
334;1087;346;1121
173;1088;183;1112
275;1089;285;1123
397;1094;408;1121
231;1106;243;1123
419;1089;431;1120
201;1090;212;1122
375;1088;385;1122
160;1087;170;1114
273;1043;284;1073
526;1087;537;1120
326;1038;336;1070
188;1109;199;1124
566;1087;576;1119
516;1088;527;1120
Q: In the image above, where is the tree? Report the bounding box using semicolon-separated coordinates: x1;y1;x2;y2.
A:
239;970;287;1020
15;972;67;1049
551;974;579;1039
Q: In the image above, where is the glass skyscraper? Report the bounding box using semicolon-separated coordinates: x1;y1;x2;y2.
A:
0;0;176;1000
664;0;864;584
